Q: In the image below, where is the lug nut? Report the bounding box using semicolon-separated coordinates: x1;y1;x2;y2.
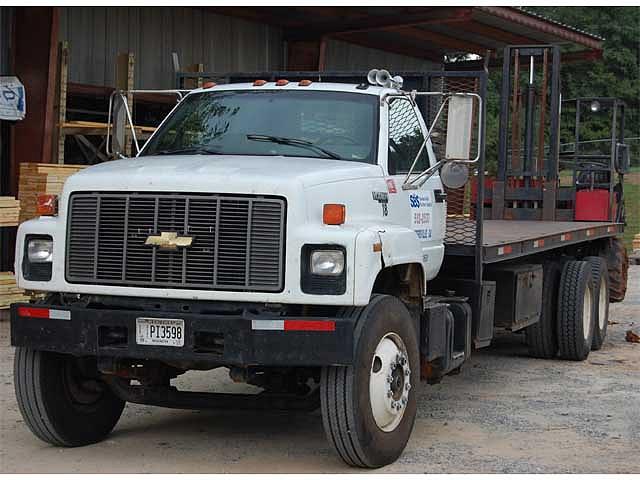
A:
386;375;393;384
405;383;411;391
387;390;393;398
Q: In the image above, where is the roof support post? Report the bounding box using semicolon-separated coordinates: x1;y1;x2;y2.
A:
10;6;59;195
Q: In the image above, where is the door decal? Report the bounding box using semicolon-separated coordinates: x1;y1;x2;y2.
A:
409;192;433;240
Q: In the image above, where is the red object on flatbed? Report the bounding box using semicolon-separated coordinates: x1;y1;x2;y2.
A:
575;189;610;221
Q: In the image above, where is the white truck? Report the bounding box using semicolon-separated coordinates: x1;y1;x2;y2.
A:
10;68;627;468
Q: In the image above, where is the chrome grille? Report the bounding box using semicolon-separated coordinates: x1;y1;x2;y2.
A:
66;192;285;292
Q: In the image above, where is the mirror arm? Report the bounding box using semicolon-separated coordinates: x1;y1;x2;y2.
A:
403;96;451;185
402;159;446;190
107;89;188;158
106;90;139;157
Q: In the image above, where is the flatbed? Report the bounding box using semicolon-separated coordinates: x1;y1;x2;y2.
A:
445;219;623;263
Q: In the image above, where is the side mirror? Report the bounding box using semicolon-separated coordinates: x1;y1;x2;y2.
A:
440;161;469;189
615;143;630;173
445;95;474;161
110;93;128;158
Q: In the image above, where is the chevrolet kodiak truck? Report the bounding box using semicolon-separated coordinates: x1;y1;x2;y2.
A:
11;67;628;468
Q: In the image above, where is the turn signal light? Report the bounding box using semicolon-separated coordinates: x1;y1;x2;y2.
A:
36;194;58;216
323;204;345;225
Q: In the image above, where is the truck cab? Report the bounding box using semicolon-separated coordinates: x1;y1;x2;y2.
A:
18;80;450;306
13;75;482;467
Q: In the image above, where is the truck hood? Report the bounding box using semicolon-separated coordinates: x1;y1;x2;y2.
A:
64;155;383;195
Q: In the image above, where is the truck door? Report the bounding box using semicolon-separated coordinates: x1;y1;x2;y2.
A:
384;97;446;280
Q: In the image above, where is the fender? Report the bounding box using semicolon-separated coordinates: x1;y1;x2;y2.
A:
353;226;430;305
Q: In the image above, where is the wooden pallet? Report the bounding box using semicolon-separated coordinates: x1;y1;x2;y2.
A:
18;163;87;222
0;197;21;227
0;272;30;309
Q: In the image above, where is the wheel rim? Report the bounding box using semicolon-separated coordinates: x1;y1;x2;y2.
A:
369;332;411;432
583;286;592;341
599;277;607;330
64;359;104;405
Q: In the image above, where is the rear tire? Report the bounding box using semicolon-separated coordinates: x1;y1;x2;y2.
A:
525;261;562;358
584;256;609;350
557;261;595;361
604;237;628;302
320;295;419;468
14;348;125;447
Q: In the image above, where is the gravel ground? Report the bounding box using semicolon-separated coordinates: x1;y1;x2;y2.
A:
0;266;638;473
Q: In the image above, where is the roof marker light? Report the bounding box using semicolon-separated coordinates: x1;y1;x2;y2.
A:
203;81;217;89
275;79;289;86
253;80;267;86
298;79;312;86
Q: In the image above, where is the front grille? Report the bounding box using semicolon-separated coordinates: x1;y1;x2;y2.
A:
66;192;286;292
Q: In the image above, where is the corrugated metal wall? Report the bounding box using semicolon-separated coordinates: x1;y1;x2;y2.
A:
58;7;441;89
59;7;285;89
324;39;439;72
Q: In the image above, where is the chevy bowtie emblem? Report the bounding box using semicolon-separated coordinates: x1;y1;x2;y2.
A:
145;232;194;250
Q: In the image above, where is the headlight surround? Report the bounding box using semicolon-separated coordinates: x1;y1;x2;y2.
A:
301;245;346;295
27;238;54;263
23;235;53;281
310;250;345;276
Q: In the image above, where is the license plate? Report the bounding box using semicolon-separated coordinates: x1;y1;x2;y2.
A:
136;317;185;347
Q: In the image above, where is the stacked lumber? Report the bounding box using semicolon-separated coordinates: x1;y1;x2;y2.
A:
0;272;30;309
18;163;87;222
0;197;20;226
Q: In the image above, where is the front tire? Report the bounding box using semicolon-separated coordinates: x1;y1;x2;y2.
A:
320;295;419;468
14;348;125;447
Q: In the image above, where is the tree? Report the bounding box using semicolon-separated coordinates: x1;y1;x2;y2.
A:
528;7;640;164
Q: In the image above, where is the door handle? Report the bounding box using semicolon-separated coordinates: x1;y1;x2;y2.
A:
434;189;447;203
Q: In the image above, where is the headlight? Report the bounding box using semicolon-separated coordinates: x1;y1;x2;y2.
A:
27;238;53;263
23;235;53;281
310;250;344;276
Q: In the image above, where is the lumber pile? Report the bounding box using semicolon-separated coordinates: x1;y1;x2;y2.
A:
18;163;87;222
0;272;30;309
0;197;20;226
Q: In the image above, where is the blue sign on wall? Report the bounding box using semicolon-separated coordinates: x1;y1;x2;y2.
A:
0;77;26;121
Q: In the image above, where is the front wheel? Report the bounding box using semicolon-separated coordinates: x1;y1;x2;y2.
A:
320;295;419;468
14;348;125;447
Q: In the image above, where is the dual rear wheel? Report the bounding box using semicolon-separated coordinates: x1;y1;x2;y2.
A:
526;256;610;361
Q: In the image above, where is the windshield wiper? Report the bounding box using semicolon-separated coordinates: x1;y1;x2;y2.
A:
153;146;223;156
246;134;343;160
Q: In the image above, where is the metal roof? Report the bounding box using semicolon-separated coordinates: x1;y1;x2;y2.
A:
210;6;604;63
514;8;604;42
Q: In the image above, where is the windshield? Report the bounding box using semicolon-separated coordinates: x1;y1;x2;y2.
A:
141;90;379;163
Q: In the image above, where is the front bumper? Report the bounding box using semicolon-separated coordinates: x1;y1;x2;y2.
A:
10;302;356;366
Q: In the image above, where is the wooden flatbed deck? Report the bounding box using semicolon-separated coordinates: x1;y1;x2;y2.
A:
446;220;623;263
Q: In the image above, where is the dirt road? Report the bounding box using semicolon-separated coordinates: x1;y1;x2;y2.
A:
1;267;638;473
